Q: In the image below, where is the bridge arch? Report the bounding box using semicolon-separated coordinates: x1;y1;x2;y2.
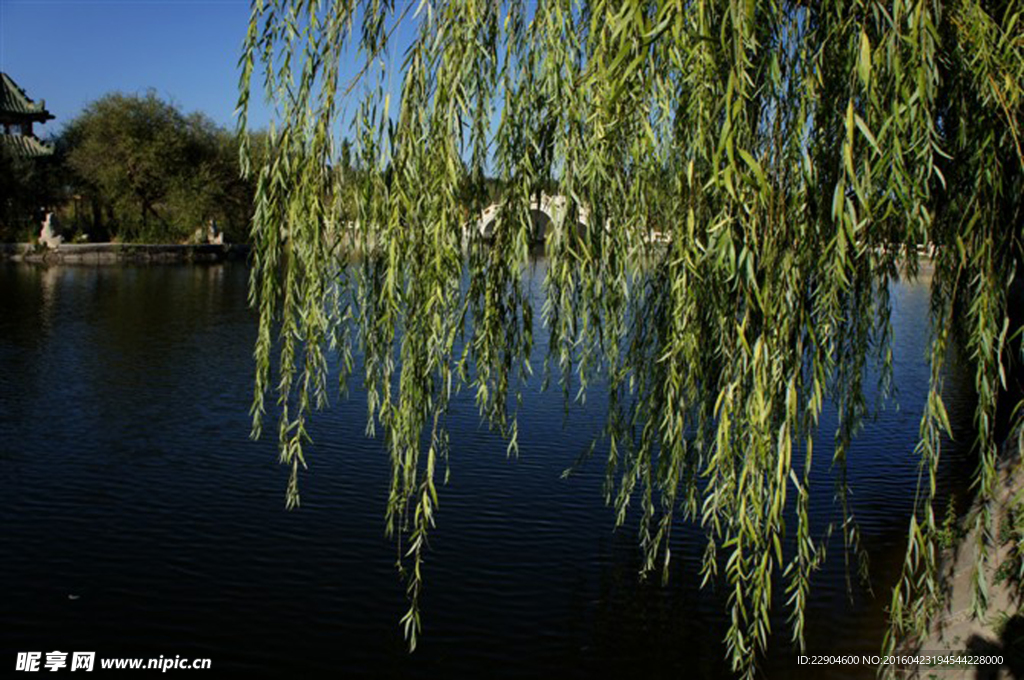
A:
476;194;589;243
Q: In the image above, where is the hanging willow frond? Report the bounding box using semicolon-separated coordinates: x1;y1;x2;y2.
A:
238;1;1024;676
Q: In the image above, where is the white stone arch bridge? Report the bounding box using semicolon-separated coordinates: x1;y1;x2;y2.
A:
475;194;590;243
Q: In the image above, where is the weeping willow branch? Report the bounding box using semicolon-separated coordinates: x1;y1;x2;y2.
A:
238;0;1024;677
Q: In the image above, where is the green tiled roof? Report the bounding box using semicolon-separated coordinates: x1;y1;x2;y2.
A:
1;133;54;157
0;72;54;121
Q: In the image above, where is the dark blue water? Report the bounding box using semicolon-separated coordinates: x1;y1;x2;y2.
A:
0;262;977;678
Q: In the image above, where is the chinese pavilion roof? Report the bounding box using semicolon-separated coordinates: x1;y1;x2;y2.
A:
1;133;54;157
1;72;54;123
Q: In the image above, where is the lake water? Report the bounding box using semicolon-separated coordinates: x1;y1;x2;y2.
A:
0;262;977;678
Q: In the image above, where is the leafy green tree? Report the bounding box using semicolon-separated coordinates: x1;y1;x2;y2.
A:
238;1;1024;676
63;92;190;240
61;92;255;242
161;115;259;243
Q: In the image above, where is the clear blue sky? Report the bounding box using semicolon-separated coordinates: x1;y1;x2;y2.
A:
0;0;412;139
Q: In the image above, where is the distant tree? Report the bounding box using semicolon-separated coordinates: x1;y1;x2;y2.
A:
63;92;188;240
61;92;256;242
162;114;258;243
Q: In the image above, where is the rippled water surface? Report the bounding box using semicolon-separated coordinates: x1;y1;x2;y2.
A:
0;262;977;678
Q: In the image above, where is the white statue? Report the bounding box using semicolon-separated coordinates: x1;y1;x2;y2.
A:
38;211;63;249
207;218;223;245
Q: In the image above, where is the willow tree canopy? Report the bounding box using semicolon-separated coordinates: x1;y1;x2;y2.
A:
237;1;1024;676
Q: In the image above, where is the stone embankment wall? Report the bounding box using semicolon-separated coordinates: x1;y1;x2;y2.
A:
0;243;250;265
